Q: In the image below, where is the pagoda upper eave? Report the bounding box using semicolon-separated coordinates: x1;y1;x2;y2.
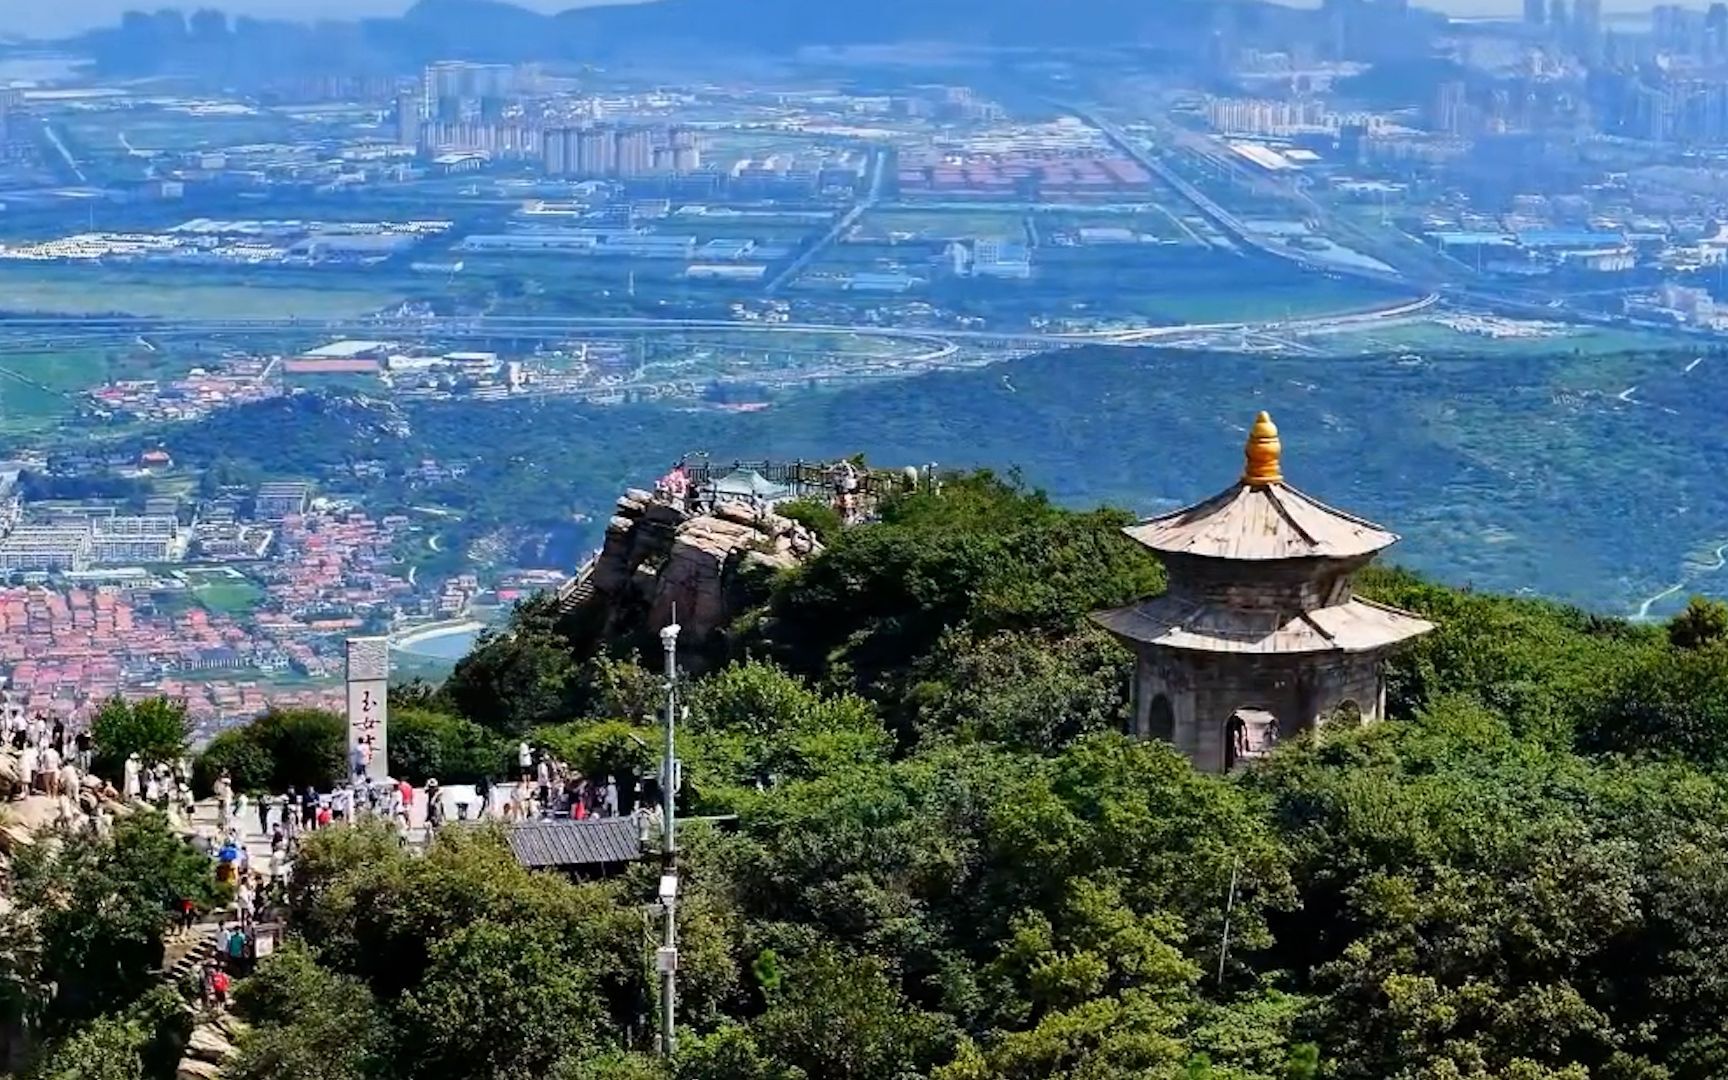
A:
1091;594;1434;657
1125;480;1400;563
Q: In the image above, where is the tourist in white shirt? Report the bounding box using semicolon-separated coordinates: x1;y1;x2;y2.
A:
39;745;60;796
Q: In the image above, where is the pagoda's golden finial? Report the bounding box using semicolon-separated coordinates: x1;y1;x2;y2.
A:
1242;411;1283;486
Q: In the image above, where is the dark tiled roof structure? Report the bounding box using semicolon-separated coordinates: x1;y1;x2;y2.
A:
505;818;644;868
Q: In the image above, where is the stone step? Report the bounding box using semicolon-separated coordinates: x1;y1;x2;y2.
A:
557;579;595;614
161;937;217;985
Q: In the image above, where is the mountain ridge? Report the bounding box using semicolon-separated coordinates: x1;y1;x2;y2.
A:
389;0;1282;57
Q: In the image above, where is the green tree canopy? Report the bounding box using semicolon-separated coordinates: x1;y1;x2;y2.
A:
388;706;508;785
194;707;346;795
230;941;387;1080
7;812;220;1035
30;1014;146;1080
1669;595;1728;651
745;473;1161;740
90;697;189;781
445;594;587;736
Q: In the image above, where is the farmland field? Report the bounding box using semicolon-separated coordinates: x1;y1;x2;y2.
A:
1307;318;1693;359
855;207;1032;241
0;347;114;433
58;107;306;155
0;270;401;319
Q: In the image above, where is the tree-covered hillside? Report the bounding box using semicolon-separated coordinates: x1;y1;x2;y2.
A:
23;471;1728;1079
142;340;1728;616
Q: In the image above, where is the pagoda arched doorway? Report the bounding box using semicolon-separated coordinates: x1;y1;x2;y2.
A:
1327;699;1365;729
1146;694;1174;742
1224;707;1280;772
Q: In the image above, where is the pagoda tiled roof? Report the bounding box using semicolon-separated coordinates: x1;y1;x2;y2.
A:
1091;594;1433;656
1124;480;1399;562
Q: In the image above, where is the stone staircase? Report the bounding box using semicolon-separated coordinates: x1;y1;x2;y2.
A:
556;577;595;615
555;555;600;616
160;928;219;987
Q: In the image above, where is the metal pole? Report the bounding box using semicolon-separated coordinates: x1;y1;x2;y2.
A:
1217;856;1239;989
657;621;680;1057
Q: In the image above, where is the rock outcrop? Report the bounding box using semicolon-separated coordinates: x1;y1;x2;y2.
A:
174;1014;248;1079
572;492;820;668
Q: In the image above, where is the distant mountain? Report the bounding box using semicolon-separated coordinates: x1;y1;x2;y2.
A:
388;0;1294;58
75;0;1315;82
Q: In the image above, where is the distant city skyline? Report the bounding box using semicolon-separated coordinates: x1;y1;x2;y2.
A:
0;0;1706;38
0;0;633;39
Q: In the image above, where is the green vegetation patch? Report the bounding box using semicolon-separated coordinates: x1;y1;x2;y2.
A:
0;347;111;433
0;269;400;319
188;576;265;615
856;206;1032;241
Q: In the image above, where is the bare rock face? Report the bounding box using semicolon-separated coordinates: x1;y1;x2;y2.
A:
572;493;820;670
176;1059;223;1080
212;1012;251;1042
9;796;59;833
187;1024;237;1063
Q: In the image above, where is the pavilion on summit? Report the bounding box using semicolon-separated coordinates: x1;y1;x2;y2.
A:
1091;411;1433;774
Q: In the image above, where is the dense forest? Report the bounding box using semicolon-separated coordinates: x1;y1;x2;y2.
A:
142;338;1728;618
18;472;1728;1079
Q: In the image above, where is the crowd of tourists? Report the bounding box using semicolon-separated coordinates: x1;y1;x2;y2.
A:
1;713;203;837
495;738;651;822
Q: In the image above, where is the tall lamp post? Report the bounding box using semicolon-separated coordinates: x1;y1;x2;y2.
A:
656;621;681;1057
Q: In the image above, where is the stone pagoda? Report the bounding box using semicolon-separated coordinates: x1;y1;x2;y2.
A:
1091;412;1433;773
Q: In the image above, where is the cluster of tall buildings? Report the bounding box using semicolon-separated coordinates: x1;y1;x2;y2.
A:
1523;0;1605;56
0;89;25;155
421;61;526;124
1602;74;1728;142
1206;98;1335;137
542;125;702;179
395;62;534;150
1649;3;1728;61
389;62;705;180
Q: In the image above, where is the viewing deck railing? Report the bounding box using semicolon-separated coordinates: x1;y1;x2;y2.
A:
680;458;896;498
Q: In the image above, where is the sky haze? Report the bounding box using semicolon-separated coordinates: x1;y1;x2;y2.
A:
0;0;1696;39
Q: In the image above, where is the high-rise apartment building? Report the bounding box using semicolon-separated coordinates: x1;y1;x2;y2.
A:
422;62;517;127
1573;0;1603;55
1708;3;1728;59
575;126;615;176
669;126;701;173
543;128;570;175
1431;80;1469;136
395;90;421;150
542;124;705;180
613;127;654;178
0;89;22;149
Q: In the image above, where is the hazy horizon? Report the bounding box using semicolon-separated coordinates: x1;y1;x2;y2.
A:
0;0;625;38
0;0;1699;39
